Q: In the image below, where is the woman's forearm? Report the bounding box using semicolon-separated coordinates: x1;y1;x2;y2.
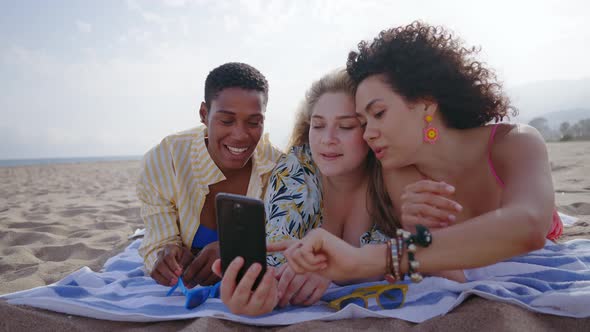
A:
350;244;388;280
407;205;548;274
352;206;549;280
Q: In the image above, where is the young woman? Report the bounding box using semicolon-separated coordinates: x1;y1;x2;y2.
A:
272;21;563;283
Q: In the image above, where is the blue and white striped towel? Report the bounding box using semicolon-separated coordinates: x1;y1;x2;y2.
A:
2;230;590;324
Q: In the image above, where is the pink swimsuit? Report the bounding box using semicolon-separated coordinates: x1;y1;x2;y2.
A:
488;124;563;240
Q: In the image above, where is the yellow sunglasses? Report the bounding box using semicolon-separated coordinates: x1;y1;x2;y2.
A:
328;284;409;311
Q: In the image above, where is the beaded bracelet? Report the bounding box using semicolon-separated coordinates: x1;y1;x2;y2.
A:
395;230;404;279
391;237;402;281
398;225;432;283
384;239;396;283
385;236;404;283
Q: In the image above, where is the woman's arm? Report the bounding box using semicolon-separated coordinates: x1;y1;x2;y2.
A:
417;125;553;272
272;126;555;281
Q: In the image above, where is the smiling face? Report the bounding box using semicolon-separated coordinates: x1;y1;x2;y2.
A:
308;92;369;177
200;87;265;174
355;75;426;170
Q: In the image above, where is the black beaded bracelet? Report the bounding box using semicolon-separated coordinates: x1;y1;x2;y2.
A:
398;225;432;283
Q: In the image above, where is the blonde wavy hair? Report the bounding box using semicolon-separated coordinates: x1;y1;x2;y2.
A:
286;68;355;150
287;68;401;237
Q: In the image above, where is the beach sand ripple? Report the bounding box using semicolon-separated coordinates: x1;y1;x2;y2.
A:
0;161;142;294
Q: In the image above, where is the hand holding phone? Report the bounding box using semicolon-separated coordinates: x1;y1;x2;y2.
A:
216;193;267;290
212;256;279;316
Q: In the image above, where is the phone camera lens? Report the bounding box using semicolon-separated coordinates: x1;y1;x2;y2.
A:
234;203;243;216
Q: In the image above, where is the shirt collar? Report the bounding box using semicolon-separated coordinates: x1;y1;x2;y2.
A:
190;126;225;187
190;126;278;187
252;132;279;176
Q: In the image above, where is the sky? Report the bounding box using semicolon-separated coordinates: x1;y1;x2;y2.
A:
1;0;589;159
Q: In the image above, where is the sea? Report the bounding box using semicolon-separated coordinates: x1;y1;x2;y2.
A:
0;155;143;167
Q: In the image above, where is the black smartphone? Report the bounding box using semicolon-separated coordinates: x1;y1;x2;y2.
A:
216;192;267;290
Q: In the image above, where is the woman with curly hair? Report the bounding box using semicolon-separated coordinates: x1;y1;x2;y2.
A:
273;21;563;284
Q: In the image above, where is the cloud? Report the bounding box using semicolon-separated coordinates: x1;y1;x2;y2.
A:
125;0;141;11
126;0;170;33
75;20;92;33
0;46;55;76
161;0;197;7
222;14;239;32
141;12;168;33
180;16;189;36
0;38;222;154
162;0;189;6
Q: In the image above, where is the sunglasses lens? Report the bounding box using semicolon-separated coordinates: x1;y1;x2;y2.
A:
185;288;209;309
339;296;366;309
378;288;405;309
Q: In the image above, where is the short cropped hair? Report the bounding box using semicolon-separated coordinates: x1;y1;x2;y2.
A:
204;62;269;109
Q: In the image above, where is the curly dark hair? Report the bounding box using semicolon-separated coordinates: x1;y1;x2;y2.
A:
346;21;516;129
204;62;269;109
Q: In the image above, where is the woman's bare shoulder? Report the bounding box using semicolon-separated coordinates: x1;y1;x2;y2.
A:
491;123;549;172
493;123;546;150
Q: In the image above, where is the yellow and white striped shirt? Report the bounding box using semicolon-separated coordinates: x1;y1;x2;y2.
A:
137;125;282;273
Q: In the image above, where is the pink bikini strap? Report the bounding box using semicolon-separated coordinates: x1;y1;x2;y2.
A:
488;124;505;187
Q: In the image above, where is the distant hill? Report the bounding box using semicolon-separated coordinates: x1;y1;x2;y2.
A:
534;108;590;129
508;78;590;127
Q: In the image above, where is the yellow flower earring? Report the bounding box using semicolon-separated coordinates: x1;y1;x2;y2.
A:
423;114;439;144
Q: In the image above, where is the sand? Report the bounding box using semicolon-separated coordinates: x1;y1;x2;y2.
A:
1;141;589;331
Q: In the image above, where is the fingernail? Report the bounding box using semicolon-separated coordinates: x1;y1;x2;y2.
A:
446;185;455;192
455;204;463;211
448;214;456;222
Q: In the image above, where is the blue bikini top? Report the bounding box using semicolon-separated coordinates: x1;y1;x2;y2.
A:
191;224;218;250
